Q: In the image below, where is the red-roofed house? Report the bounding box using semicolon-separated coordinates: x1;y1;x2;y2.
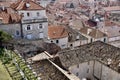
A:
10;0;48;39
46;25;68;49
0;7;22;38
79;27;108;43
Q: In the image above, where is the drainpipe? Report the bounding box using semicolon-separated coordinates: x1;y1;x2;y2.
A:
20;21;24;38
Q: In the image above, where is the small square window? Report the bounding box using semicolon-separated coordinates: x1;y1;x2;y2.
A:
21;13;24;17
27;12;30;17
27;25;31;30
62;44;65;47
16;30;19;35
76;72;79;76
51;41;53;43
56;40;59;43
37;12;40;16
77;65;79;68
70;44;73;47
39;24;42;28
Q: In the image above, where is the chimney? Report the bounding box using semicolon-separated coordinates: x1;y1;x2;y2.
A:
76;35;80;40
2;6;5;11
87;28;92;35
26;2;30;8
107;58;112;67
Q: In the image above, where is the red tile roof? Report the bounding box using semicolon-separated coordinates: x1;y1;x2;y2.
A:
0;8;21;24
0;12;10;24
0;2;12;7
11;0;45;10
48;25;68;39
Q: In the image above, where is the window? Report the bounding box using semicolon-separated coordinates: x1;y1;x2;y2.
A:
39;32;44;38
76;53;78;57
39;24;43;29
70;44;73;47
16;30;19;36
37;12;40;16
21;13;24;17
51;41;53;43
90;38;93;43
76;72;79;76
104;38;106;42
76;35;79;40
27;25;31;30
77;65;79;68
56;40;59;43
26;34;32;39
62;44;65;47
27;12;30;17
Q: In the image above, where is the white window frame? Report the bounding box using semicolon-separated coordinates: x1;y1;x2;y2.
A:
26;25;32;31
27;12;30;17
37;12;40;17
38;24;44;29
56;40;59;43
26;34;32;39
39;32;44;39
15;30;20;36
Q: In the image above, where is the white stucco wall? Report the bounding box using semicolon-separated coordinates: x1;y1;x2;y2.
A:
68;40;88;48
22;22;48;39
94;61;120;80
18;10;47;20
79;32;108;43
69;60;120;80
69;61;94;80
0;23;21;38
108;36;120;42
17;9;48;39
47;37;68;49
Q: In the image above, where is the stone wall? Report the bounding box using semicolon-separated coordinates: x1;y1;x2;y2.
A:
0;23;21;39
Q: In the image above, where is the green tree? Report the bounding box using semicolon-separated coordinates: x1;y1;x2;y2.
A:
0;30;12;47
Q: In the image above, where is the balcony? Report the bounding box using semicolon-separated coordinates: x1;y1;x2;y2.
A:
21;18;48;24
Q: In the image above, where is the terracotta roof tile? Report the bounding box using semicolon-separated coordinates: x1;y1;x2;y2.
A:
11;0;45;10
0;12;10;24
0;2;12;7
0;8;21;24
48;25;68;39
